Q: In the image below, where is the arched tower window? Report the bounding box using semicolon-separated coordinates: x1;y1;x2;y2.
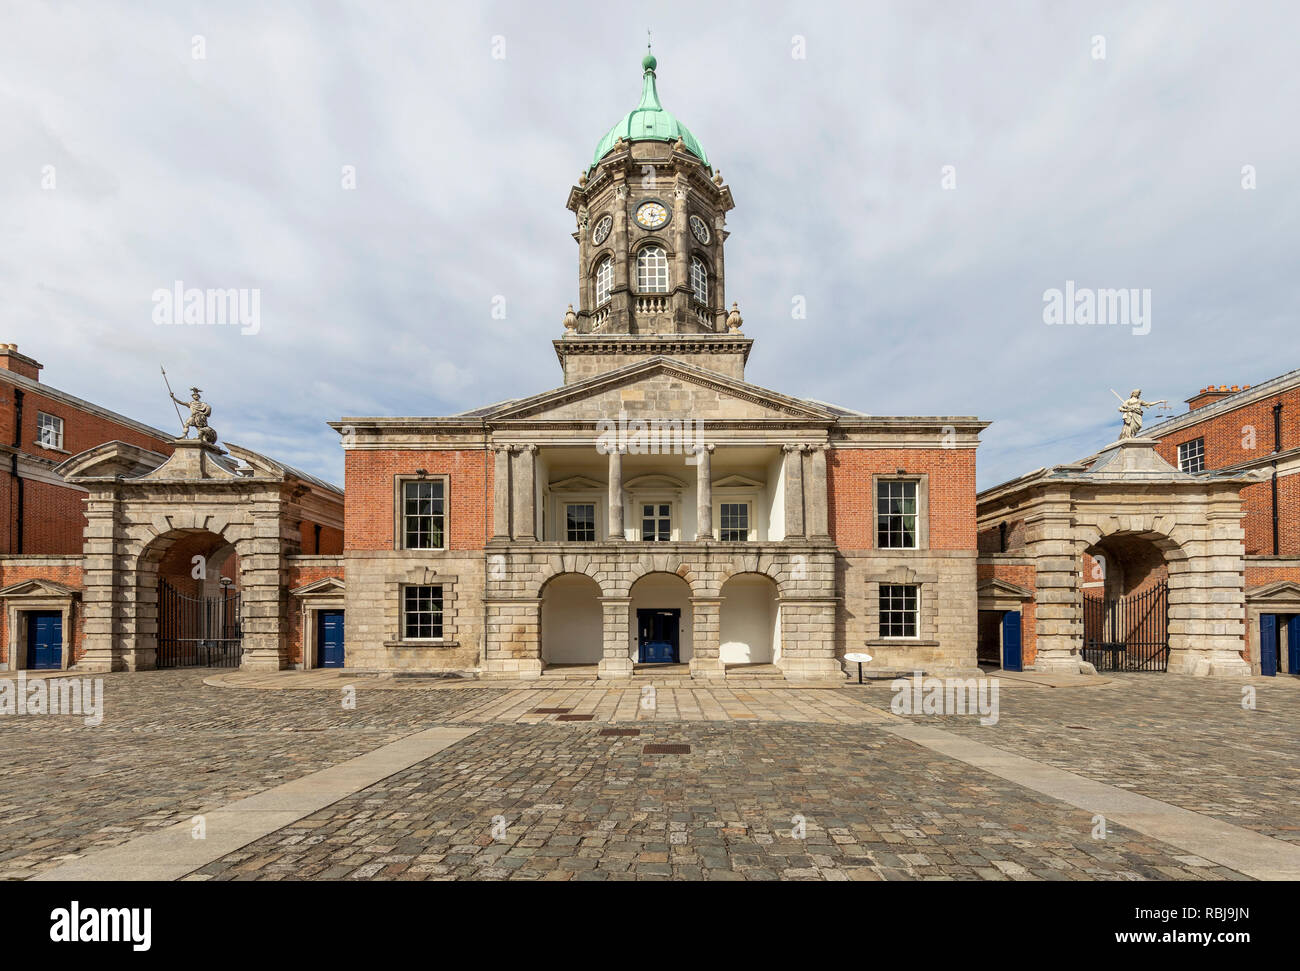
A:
636;246;669;293
690;256;708;305
595;257;614;307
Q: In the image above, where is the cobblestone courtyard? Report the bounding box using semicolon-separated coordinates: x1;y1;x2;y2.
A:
4;669;1298;880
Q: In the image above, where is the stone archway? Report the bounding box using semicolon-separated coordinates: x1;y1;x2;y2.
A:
137;528;244;669
540;573;604;667
719;573;779;666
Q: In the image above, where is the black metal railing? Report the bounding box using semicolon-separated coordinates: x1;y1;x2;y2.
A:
158;580;243;668
1083;579;1168;672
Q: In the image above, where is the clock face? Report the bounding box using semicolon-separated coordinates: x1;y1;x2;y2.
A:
591;214;612;245
634;200;669;230
689;214;711;244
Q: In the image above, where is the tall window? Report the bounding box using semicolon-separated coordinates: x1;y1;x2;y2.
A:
877;480;918;549
1178;438;1205;474
403;585;443;640
641;503;672;542
595;257;614;307
690;256;708;305
565;503;596;542
636;246;669;293
719;502;750;541
879;584;919;638
402;479;445;550
37;412;63;449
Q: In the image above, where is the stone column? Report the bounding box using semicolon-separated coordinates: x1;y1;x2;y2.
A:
598;596;633;679
511;445;537;541
783;444;805;538
805;444;830;539
239;514;289;671
1026;500;1086;673
78;486;121;672
694;444;714;540
492;445;511;539
607;446;625;540
688;597;724;679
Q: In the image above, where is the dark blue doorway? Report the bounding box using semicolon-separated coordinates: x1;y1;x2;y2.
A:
1289;616;1300;676
1001;610;1023;672
317;610;345;668
637;608;680;663
26;611;62;670
1261;614;1279;676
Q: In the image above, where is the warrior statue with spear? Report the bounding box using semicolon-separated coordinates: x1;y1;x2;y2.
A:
161;367;218;445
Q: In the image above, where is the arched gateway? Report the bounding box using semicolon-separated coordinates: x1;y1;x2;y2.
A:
977;436;1254;676
56;437;342;672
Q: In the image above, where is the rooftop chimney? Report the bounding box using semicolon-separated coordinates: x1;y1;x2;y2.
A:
1186;383;1249;412
0;344;42;382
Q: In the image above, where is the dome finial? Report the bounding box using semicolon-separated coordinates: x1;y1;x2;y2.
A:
642;29;656;73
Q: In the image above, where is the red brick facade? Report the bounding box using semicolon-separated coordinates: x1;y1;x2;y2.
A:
827;447;977;550
344;449;490;551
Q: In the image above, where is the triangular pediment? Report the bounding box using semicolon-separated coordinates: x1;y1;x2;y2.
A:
549;474;606;491
482;357;835;423
291;576;346;597
1247;580;1300;603
0;578;79;599
713;473;764;489
976;577;1034;600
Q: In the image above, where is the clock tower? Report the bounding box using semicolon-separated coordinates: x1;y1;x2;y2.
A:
558;50;749;384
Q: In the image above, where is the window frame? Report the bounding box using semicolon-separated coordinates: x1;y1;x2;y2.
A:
36;411;64;450
1177;437;1205;474
394;475;449;552
689;255;708;306
715;499;755;542
639;499;674;543
401;584;444;641
564;501;598;543
873;476;927;550
594;256;614;307
635;245;670;294
878;583;920;639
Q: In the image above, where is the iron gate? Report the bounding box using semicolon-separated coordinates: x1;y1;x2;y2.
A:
1083;579;1168;672
158;580;243;668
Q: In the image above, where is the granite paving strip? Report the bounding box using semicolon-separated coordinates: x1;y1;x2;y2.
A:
32;725;481;881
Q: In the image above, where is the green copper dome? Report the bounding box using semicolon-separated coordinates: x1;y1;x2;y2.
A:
591;54;708;168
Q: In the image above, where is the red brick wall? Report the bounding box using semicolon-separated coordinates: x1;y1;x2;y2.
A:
297;522;344;555
1152;386;1300;556
344;449;490;551
1245;563;1300;588
0;375;176;556
828;448;977;550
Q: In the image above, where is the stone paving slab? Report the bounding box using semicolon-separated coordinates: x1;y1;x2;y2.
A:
33;726;480;882
845;672;1300;846
196;723;1249;882
0;670;500;879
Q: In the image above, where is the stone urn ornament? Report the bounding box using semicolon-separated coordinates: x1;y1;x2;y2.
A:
562;304;578;332
725;302;744;333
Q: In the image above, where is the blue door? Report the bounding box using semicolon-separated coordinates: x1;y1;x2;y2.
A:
1001;610;1023;672
637;609;679;663
26;612;62;670
1288;616;1300;676
317;610;345;668
1260;614;1278;677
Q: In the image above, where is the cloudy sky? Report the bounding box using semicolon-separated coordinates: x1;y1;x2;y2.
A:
3;0;1297;489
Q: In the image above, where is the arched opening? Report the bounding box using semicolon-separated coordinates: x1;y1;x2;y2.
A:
1081;532;1170;672
140;529;243;669
720;573;779;668
628;572;693;666
540;573;603;667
